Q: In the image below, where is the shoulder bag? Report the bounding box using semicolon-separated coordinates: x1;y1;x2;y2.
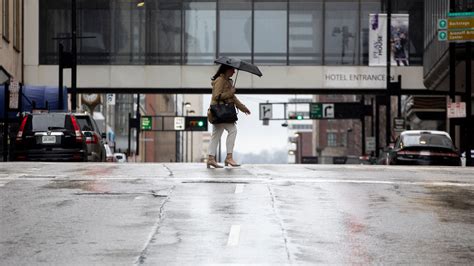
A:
209;94;238;124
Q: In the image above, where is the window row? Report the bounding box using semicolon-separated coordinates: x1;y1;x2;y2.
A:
39;0;423;66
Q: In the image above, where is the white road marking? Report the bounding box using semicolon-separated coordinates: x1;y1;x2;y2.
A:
235;184;245;194
227;225;241;246
1;176;473;188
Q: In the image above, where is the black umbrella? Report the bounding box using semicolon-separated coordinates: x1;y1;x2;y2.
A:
214;56;263;86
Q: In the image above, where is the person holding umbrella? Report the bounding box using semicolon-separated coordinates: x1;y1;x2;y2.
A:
206;64;250;168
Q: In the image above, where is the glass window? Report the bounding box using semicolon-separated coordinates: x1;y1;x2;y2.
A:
393;0;424;65
289;0;323;65
324;0;358;65
254;0;287;65
78;0;112;64
218;0;252;62
327;132;337;147
39;0;71;65
360;0;381;65
13;0;21;50
147;0;183;64
184;0;216;65
110;1;146;64
2;0;9;41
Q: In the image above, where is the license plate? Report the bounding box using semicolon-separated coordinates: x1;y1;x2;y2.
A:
42;136;56;144
420;151;430;156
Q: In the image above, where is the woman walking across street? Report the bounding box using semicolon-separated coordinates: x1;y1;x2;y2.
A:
207;65;251;168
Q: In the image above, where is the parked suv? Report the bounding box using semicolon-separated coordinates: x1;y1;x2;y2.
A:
74;113;106;162
13;112;87;162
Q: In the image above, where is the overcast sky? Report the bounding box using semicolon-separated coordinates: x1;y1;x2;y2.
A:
203;94;302;154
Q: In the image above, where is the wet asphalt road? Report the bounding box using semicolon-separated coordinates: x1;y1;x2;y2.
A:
0;163;473;265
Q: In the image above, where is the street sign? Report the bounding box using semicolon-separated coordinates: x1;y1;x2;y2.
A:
8;78;20;109
437;16;474;42
141;116;152;131
310;103;322;119
174;117;185;130
366;137;376;152
448;29;474;41
393;117;405;132
106;93;115;105
448;17;474;29
259;103;272;120
322;104;334;118
447;102;466;118
449;12;474;17
438;31;448;41
310;102;371;119
438;19;448;30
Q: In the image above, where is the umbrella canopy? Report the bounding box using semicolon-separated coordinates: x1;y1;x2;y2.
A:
214;57;263;77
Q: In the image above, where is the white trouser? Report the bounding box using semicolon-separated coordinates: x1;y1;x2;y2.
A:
208;123;237;157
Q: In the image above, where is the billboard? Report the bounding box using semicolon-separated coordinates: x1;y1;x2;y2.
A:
369;14;409;66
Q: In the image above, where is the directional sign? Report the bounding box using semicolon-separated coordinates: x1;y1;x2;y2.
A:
448;17;474;29
448;29;474;41
174;117;185;130
438;19;448;30
438;31;448;41
322;104;334;118
260;103;272;120
141;116;152;131
449;12;474;17
438;16;474;42
310;103;322;119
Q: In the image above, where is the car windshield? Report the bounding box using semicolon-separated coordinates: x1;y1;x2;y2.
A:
29;114;73;132
402;134;454;149
76;116;94;131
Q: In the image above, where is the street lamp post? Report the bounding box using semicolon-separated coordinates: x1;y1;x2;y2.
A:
294;133;301;164
186;109;195;162
181;101;191;162
1;66;12;162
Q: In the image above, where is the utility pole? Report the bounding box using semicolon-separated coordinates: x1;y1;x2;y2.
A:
71;0;77;111
465;42;472;166
386;0;392;146
3;82;9;161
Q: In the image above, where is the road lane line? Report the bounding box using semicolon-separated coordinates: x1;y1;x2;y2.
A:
235;184;245;194
227;225;241;246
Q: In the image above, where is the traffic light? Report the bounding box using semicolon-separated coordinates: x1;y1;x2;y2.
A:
185;116;208;131
289;112;304;120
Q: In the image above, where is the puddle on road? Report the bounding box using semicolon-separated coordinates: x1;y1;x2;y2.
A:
43;180;105;192
413;186;474;224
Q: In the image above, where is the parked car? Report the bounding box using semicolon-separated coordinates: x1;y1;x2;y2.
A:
74;113;106;162
104;143;114;162
386;130;461;166
13;112;87;162
113;152;127;163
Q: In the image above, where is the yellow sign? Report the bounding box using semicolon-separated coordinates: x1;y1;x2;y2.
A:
448;29;474;41
448;18;474;29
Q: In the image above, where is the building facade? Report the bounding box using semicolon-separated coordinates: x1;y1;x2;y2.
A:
24;0;427;163
423;0;473;157
1;0;22;82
